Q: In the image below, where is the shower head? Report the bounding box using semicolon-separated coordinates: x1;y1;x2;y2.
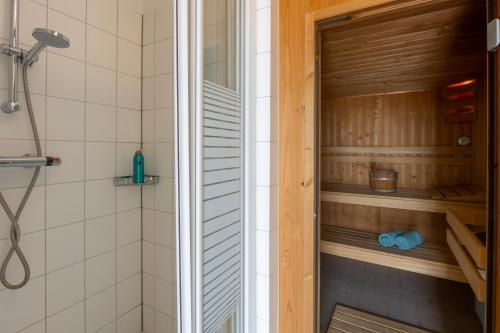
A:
33;28;70;48
24;28;70;65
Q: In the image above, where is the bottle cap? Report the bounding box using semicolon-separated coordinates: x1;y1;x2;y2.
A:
135;150;143;155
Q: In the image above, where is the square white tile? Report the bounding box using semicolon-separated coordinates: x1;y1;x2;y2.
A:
154;74;173;108
85;286;116;333
155;38;173;75
117;209;141;247
85;179;116;219
155;177;174;213
154;211;173;248
117;73;141;110
154;143;174;178
155;278;173;317
87;0;118;34
46;182;85;228
86;25;117;70
117;274;141;316
48;0;86;20
85;251;116;297
46;262;84;315
85;142;116;180
116;186;141;212
117;305;141;333
117;109;141;143
142;209;155;242
143;44;155;78
142;77;155;110
0;276;45;332
154;244;173;282
142;241;154;275
118;38;142;77
118;4;142;45
86;103;117;142
85;214;116;258
117;241;141;281
86;64;117;106
142;273;155;307
46;222;84;272
47;301;85;333
143;11;155;46
46;97;85;141
155;4;173;41
154;108;174;143
47;53;85;101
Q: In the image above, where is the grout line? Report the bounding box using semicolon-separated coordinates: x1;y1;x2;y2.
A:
114;4;119;332
140;10;145;332
44;2;49;332
83;0;88;330
151;8;157;330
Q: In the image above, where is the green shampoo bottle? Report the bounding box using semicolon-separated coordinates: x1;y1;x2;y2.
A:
133;151;144;184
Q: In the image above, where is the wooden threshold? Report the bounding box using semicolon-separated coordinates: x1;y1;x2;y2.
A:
328;305;432;333
321;225;466;283
321;183;485;214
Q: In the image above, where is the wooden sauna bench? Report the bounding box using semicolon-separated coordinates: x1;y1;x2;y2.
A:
321;225;467;283
321;183;485;214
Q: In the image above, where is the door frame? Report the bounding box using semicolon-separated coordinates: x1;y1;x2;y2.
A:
297;0;498;332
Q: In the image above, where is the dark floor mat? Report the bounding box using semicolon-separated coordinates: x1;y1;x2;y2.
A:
320;254;483;333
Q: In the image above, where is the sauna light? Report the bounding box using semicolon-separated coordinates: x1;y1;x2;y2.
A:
447;79;476;89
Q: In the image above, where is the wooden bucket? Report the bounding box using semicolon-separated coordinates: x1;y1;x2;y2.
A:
370;168;398;193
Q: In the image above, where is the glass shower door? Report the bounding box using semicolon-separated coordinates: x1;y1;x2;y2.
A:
200;1;242;332
177;0;243;332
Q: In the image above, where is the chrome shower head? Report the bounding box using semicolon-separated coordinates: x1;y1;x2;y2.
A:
32;28;70;48
24;28;70;65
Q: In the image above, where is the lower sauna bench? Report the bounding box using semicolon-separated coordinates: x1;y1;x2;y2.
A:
321;225;466;283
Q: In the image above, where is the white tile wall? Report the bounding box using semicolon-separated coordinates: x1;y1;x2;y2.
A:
0;0;144;332
252;0;279;331
142;1;177;332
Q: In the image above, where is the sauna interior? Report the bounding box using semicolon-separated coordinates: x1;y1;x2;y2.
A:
319;1;488;332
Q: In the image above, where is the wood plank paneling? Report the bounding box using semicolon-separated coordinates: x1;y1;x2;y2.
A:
320;90;481;189
321;201;447;244
320;0;486;98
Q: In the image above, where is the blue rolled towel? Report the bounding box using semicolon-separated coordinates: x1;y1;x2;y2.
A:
378;231;404;248
395;231;424;250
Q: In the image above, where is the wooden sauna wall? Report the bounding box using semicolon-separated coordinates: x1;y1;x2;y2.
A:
320;89;478;189
320;84;487;243
321;202;448;243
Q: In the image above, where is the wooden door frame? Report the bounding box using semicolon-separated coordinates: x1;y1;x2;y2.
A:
295;0;498;332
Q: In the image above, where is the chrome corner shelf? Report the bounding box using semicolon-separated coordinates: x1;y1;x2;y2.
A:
114;175;159;187
0;156;61;168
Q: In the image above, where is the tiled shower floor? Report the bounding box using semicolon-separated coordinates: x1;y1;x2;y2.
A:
320;253;483;333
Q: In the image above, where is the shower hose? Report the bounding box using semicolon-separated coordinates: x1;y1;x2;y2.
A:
0;62;41;289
